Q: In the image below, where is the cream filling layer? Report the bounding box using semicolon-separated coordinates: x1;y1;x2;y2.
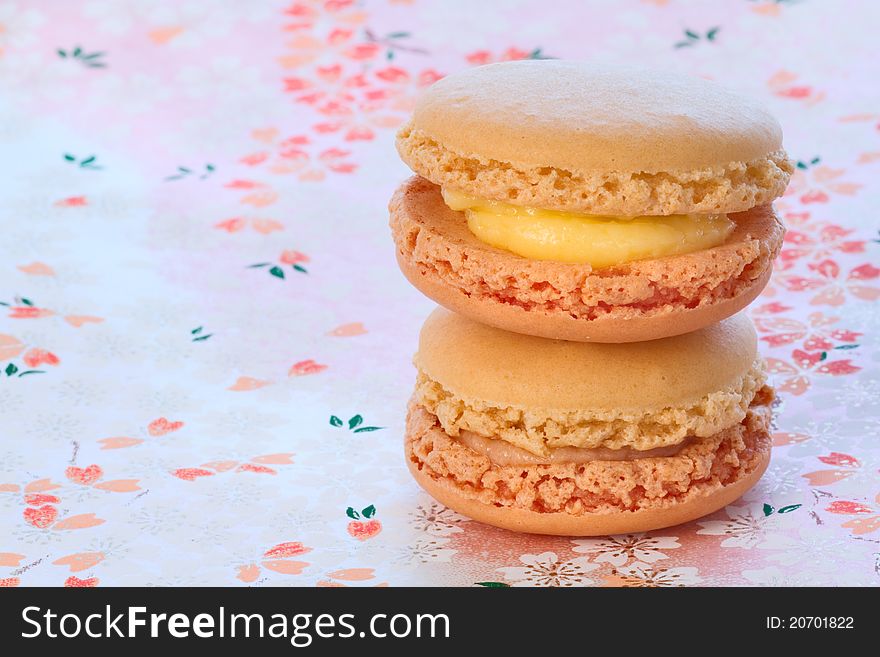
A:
457;430;691;466
441;188;734;267
413;359;767;455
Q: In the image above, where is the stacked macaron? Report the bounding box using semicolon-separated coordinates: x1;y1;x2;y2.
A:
390;61;791;535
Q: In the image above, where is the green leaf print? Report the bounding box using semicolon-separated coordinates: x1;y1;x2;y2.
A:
362;505;376;519
64;153;103;170
331;413;381;433
165;164;213;181
59;47;107;69
475;582;510;588
777;504;802;514
269;266;285;279
345;507;360;520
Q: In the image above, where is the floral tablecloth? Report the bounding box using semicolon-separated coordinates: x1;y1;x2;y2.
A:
1;0;878;588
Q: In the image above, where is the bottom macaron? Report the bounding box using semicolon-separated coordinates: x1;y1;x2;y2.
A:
404;307;774;536
405;400;771;536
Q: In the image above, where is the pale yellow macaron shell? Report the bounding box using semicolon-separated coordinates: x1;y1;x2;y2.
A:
397;61;793;215
413;309;765;454
411;61;782;176
416;307;758;412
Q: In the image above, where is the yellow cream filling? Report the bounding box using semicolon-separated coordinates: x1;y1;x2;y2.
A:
441;188;734;268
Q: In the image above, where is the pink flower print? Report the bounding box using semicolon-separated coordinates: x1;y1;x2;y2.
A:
752;301;792;315
826;501;872;515
784;165;862;204
216;217;283;235
346;505;381;541
766;348;860;395
228;376;272;391
830;492;880;536
264;542;311;559
778;220;866;270
64;576;99;587
348;520;381;541
65;465;104;486
778;260;880;306
465;47;543;65
374;66;409;83
236;541;312;583
802;453;863;488
318;147;356;173
173;454;293;481
327;322;366;337
239;152;269;166
767;71;825;105
215;217;247;232
267;135;357;179
54;196;88;207
0;334;25;361
780;86;811;98
24;494;60;506
11;479;109;532
236;463;276;475
755;312;861;350
17;262;56;276
280;250;310;265
750;1;785;16
22;348;60;368
148;417;184;436
344;42;380;61
170;468;215;481
23;505;58;529
288;359;327;376
9;306;53;319
288;64;443;138
241;126;356;179
283;76;311;93
279;3;385;68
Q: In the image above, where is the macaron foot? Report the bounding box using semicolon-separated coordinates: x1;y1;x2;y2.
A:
405;402;772;536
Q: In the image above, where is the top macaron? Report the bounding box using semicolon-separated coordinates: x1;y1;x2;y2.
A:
398;61;791;216
390;61;793;343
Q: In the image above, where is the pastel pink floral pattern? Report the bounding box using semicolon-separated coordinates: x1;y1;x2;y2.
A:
0;0;876;586
572;534;681;566
497;552;600;587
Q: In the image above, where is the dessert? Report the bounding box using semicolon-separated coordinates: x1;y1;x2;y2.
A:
391;61;791;342
405;308;773;535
